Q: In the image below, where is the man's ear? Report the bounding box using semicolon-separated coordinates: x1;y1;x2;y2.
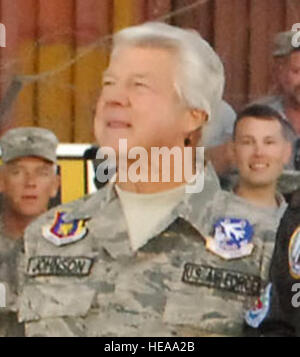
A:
228;140;237;165
186;109;208;134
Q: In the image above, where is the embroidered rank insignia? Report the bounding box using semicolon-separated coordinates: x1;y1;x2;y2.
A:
288;226;300;279
27;256;93;277
206;217;254;260
245;283;272;328
42;211;88;246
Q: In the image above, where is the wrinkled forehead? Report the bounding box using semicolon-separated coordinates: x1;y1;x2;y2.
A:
104;45;180;87
109;43;178;67
111;36;179;55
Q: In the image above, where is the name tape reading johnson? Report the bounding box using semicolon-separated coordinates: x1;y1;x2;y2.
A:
27;256;93;277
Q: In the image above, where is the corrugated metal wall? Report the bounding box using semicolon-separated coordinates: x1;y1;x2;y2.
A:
0;0;299;142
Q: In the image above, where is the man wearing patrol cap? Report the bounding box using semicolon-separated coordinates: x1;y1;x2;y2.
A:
0;127;59;238
257;31;300;135
0;127;59;336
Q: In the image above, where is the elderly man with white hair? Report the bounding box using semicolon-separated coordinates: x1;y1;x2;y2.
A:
19;22;263;337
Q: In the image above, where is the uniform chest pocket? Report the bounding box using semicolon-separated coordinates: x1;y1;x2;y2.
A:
19;255;96;323
19;282;95;323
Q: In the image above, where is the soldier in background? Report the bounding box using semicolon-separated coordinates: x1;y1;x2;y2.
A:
18;22;269;337
0;127;59;336
200;105;292;305
255;31;300;169
258;31;300;134
217;31;300;176
244;189;300;336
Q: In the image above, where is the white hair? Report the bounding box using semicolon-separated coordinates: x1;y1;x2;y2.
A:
111;22;225;121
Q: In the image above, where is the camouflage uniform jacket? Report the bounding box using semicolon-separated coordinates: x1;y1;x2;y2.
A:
19;168;269;337
0;212;25;336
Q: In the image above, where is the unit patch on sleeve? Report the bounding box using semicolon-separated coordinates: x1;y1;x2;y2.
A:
206;217;254;260
245;283;272;328
182;262;261;296
42;211;88;246
27;256;93;277
288;226;300;279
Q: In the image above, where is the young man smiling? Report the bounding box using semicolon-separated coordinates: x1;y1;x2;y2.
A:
232;104;292;208
200;104;292;293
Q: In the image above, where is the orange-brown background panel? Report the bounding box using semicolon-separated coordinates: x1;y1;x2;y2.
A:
0;0;299;140
74;0;112;143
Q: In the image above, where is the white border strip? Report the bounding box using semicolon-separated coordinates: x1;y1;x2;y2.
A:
57;144;94;158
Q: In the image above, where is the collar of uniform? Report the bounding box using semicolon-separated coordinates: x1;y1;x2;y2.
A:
175;189;209;235
63;162;218;246
63;181;117;222
174;161;221;236
229;188;287;217
129;162;220;247
97;187;207;259
63;183;206;252
113;160;219;244
125;187;210;252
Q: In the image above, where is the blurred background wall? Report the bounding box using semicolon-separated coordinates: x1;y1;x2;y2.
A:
0;0;299;142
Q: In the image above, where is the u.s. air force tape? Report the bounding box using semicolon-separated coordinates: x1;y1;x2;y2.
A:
182;262;261;296
27;256;93;277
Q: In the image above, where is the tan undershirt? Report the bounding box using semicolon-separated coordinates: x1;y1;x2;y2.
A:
115;184;186;251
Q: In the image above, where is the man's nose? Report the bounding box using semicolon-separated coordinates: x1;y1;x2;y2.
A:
103;84;130;107
24;172;38;187
253;142;264;156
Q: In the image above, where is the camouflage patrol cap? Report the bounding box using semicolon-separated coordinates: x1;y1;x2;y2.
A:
0;127;58;163
272;31;296;57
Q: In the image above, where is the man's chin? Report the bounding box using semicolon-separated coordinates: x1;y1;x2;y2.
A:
246;179;273;189
18;207;44;219
98;138;125;152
